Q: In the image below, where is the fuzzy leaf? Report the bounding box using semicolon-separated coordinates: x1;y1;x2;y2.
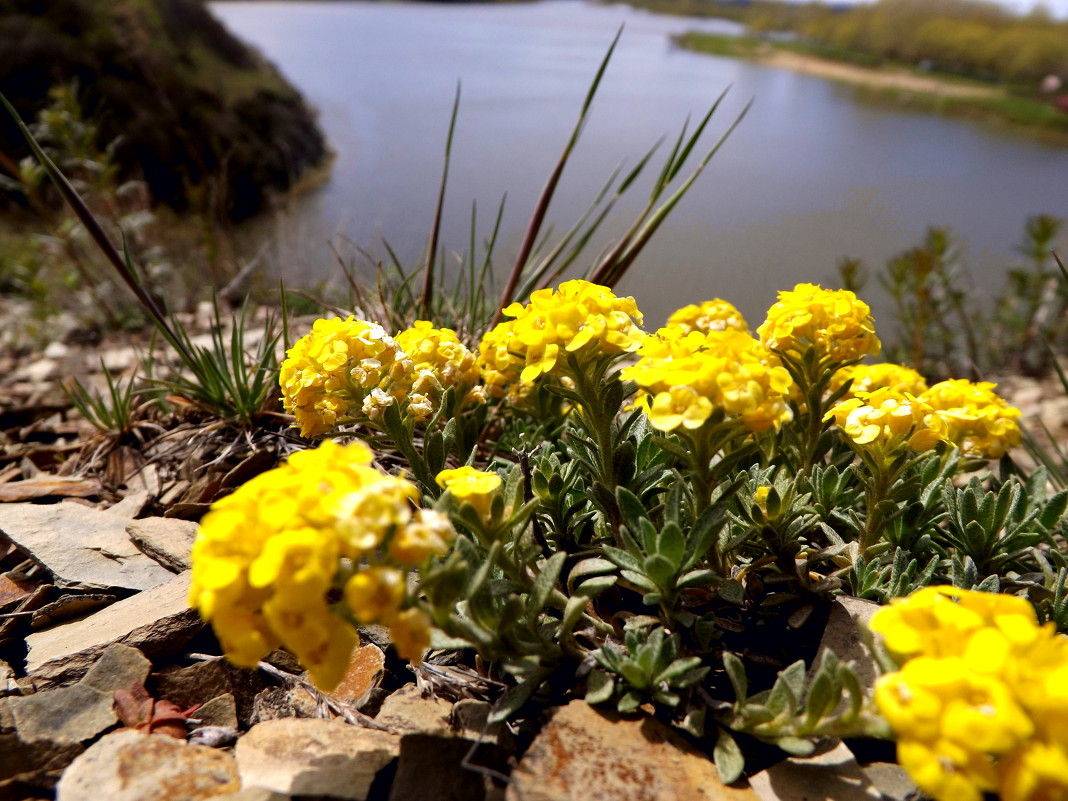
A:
714;727;745;784
723;652;748;703
528;551;567;614
585;670;615;705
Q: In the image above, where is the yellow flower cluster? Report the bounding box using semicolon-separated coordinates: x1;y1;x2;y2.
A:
491;279;645;383
476;319;528;401
280;317;411;437
622;328;793;433
395;321;482;420
871;586;1068;801
665;299;749;335
188;440;449;689
757;283;881;364
825;388;947;453
920;379;1022;459
830;363;929;401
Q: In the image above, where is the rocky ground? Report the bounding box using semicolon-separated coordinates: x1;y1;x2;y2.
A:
1;302;1065;801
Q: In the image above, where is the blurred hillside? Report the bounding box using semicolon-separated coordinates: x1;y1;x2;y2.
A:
0;0;328;221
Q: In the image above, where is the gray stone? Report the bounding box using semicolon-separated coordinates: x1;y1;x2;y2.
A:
809;596;881;708
251;685;318;724
126;517;198;572
196;693;239;730
451;699;513;748
388;733;507;801
155;658;267;726
507;700;759;801
861;761;917;801
236;717;399;800
0;497;173;591
8;683;117;745
375;683;452;736
56;729;241;801
81;643;152;694
0;731;83;783
25;571;203;687
749;741;883;801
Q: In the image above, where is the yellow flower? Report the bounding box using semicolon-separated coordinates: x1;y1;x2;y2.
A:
189;439;421;690
280;317;411;437
757;283;881;364
499;279;645;383
1000;741;1068;801
830;363;929;401
825;388;948;454
622;328;793;433
344;566;406;624
395;321;482;412
389;509;455;565
870;586;1068;801
921;379;1022;459
665;299;748;335
476;319;527;401
436;466;502;518
388;606;431;663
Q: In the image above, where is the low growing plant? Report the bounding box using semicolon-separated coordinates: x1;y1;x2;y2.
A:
189;275;1067;797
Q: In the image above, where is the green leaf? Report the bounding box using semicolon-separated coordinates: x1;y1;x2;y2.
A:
489;668;551;724
528;551;567;614
723;652;748;702
616;486;647;535
713;727;745;785
586;670;615;705
776;736;816;756
657;522;685;568
576;575;619;598
643;554;677;589
603;546;643;573
716;578;746;605
1040;491;1068;530
617;690;642;714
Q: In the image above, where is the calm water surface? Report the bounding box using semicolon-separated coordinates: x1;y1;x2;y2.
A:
210;0;1068;327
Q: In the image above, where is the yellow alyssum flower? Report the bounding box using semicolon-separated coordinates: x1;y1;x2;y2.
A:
389;509;455;565
476;319;530;402
870;586;1068;801
920;379;1022;459
830;363;929;401
389;606;432;662
665;298;749;335
622;328;793;433
825;388;947;454
757;283;881;364
396;321;482;412
436;466;502;518
344;565;406;624
500;279;645;383
280;316;411;437
189;439;449;689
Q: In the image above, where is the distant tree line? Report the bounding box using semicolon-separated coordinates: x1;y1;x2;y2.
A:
745;0;1068;85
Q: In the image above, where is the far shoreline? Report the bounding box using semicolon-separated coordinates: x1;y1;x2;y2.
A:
673;32;1068;145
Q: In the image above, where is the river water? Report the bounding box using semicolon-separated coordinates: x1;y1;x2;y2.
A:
210;0;1068;329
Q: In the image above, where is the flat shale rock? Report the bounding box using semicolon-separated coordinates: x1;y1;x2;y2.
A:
155;656;268;726
507;700;759;801
235;717;400;799
330;643;385;707
24;571;202;687
56;729;240;801
388;733;507;801
748;741;883;801
81;643;152;694
0;497;173;591
126;517;198;572
8;683;117;746
375;682;452;735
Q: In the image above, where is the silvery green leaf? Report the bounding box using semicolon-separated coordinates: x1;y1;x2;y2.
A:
723;652;748;703
585;669;615;705
776;736;816;756
527;551;567;614
713;727;745;785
